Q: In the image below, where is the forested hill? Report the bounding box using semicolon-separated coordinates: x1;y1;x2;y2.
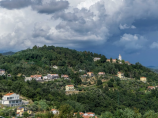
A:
0;45;157;82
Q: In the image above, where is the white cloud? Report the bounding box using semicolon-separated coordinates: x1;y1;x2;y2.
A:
150;42;158;49
114;34;147;52
119;24;136;29
0;0;158;52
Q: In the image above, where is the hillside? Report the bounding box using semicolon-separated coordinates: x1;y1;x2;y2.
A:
1;45;158;117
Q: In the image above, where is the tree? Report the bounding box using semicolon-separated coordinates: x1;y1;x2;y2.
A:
33;45;38;49
23;111;29;117
97;80;102;86
59;104;74;118
99;111;113;118
110;58;112;63
107;81;113;87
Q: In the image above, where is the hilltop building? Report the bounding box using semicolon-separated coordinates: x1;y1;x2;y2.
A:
140;77;147;83
118;54;122;61
93;57;101;61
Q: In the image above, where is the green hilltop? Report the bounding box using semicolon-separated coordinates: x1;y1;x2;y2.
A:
1;45;158;117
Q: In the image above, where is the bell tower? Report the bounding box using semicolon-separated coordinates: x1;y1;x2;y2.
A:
118;54;122;61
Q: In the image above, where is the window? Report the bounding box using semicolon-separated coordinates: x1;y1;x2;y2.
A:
9;101;11;103
16;100;18;103
12;101;15;103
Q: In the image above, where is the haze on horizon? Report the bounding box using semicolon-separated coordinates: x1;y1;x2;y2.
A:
0;0;158;67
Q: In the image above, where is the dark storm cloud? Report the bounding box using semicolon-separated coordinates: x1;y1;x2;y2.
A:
32;1;69;14
0;0;32;9
0;0;69;14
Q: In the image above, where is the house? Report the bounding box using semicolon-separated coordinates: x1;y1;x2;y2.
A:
79;69;85;72
30;75;42;81
81;74;87;78
74;112;97;118
25;77;32;82
16;107;25;117
47;74;59;80
61;75;69;79
117;72;124;78
148;86;155;90
98;72;105;76
0;69;5;75
51;109;59;114
125;61;131;65
65;85;74;91
87;72;94;77
93;57;101;62
140;77;147;83
53;65;58;69
16;107;32;117
43;76;48;80
106;59;117;63
2;93;22;107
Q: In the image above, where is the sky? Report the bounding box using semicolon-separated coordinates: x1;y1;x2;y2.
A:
0;0;158;66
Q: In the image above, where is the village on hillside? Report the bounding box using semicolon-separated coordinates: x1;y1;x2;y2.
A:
0;54;154;117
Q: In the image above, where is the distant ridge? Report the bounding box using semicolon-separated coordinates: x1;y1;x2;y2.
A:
1;51;15;56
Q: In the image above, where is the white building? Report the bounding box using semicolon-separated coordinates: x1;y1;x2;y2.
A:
47;74;59;80
118;54;122;61
51;109;59;114
93;57;101;61
2;93;22;107
53;65;58;69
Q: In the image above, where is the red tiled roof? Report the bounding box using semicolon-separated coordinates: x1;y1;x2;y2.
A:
31;75;42;78
62;75;69;77
4;93;14;96
51;109;57;111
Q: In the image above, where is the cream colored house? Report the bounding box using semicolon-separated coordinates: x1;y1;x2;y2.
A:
98;72;105;76
87;72;94;77
106;59;117;63
65;85;74;91
140;77;147;83
117;72;124;78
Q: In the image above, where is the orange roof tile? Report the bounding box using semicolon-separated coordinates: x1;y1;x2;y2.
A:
51;109;57;111
4;93;14;96
31;75;42;78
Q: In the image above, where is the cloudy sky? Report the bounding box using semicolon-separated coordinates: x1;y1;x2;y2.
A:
0;0;158;66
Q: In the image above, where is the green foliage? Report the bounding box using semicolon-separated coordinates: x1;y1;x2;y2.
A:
97;79;102;86
23;111;29;117
59;104;74;118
